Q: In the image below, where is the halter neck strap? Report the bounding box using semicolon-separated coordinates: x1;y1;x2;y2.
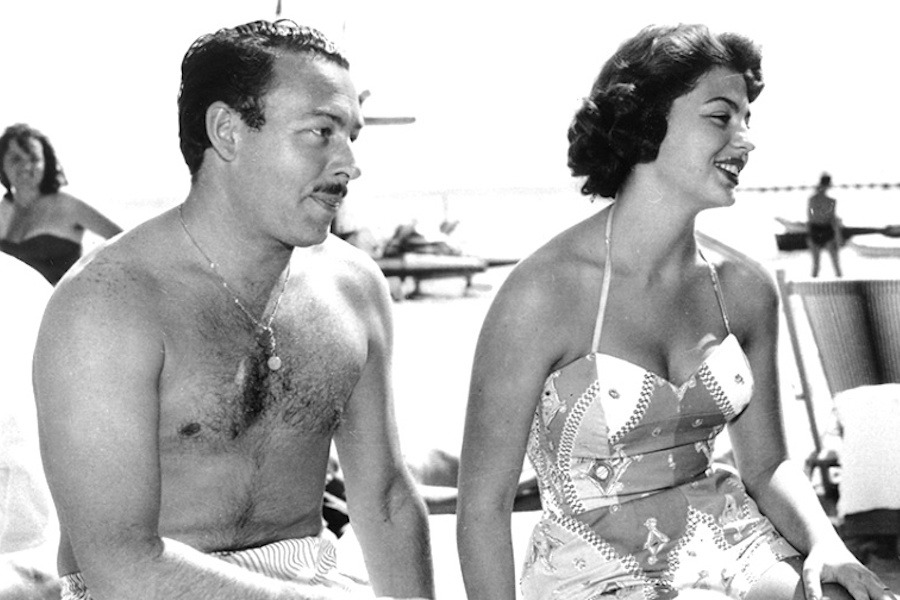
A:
590;203;615;353
589;204;731;354
700;249;732;335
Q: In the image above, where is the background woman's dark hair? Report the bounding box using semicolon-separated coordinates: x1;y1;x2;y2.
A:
567;23;764;199
0;123;67;200
178;19;350;179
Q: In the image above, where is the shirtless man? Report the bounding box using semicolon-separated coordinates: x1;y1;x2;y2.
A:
33;20;433;600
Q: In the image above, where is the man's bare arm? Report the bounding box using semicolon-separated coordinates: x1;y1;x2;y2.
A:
333;267;434;600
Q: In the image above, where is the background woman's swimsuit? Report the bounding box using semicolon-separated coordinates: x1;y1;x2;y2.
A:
0;234;81;285
522;207;798;599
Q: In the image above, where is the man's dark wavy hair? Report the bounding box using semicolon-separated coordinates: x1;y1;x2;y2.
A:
178;19;350;178
567;23;764;199
0;123;67;200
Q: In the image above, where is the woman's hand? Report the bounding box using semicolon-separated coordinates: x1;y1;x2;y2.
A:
803;542;896;600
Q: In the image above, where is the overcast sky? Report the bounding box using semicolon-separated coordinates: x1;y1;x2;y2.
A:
2;0;896;226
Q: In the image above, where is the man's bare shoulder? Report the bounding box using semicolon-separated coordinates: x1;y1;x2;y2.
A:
295;234;389;296
33;216;177;407
46;215;174;333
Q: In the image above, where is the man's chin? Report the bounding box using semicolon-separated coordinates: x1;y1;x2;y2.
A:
290;228;331;249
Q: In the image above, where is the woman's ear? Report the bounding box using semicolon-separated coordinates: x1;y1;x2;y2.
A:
205;101;240;162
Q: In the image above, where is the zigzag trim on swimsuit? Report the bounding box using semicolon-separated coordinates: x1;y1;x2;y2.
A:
662;507;732;592
527;415;567;516
552;513;656;600
610;372;656;446
558;378;604;513
697;364;734;420
558;371;657;514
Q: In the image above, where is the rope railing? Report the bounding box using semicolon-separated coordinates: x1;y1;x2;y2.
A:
740;182;900;193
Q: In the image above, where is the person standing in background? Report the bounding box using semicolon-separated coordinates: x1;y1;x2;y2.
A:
806;172;843;278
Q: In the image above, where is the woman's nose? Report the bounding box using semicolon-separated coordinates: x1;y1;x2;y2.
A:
733;124;755;153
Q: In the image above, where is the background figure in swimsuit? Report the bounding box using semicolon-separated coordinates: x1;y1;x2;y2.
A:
33;20;433;600
806;172;843;278
457;23;893;600
0;124;121;284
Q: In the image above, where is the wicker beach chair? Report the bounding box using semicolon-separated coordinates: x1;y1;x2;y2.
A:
775;270;900;496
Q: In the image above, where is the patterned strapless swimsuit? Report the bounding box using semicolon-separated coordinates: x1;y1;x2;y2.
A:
521;205;799;599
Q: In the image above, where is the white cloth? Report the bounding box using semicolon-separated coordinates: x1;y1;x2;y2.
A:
0;254;55;556
833;383;900;517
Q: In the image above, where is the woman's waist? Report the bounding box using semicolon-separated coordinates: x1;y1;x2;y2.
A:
532;443;718;510
541;463;746;521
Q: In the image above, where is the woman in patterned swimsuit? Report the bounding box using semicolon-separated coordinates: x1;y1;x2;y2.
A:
457;24;894;600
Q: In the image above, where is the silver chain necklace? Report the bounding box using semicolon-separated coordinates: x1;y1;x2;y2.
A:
178;204;290;371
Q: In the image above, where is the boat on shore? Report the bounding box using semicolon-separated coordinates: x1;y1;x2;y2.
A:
774;217;900;253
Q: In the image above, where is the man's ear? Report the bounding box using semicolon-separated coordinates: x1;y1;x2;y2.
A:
205;101;240;162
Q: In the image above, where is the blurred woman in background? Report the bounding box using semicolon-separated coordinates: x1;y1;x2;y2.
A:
0;123;121;284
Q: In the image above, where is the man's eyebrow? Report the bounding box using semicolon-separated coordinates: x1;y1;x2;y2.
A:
307;109;364;131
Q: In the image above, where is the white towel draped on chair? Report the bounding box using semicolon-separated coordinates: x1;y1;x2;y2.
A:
832;384;900;518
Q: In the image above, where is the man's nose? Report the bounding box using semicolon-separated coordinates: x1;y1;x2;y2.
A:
332;142;361;181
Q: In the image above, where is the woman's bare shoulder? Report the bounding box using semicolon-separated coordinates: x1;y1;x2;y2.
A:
51;191;103;217
714;255;776;298
43;190;80;210
712;255;778;336
491;221;603;332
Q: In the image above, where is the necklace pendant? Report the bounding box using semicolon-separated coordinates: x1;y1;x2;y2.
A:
267;355;283;371
256;328;272;348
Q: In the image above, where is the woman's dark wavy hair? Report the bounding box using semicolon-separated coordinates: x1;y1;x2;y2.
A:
0;123;67;200
567;24;764;199
178;19;350;178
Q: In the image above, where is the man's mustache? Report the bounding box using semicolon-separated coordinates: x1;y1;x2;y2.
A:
314;182;348;198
